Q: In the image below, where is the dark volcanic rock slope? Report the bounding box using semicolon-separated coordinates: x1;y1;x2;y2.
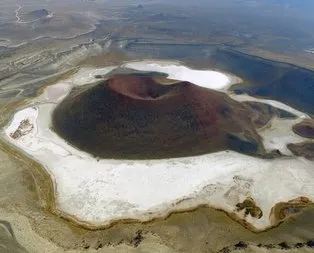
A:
288;119;314;160
288;142;314;161
292;119;314;139
52;74;265;159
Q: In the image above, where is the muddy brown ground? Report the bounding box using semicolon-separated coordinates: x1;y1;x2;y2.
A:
292;119;314;139
287;142;314;161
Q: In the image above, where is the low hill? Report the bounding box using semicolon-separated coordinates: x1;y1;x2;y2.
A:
52;74;266;159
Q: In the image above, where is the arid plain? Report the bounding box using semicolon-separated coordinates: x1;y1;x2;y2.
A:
1;0;314;252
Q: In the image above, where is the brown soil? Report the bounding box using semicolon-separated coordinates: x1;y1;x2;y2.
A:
52;74;266;159
287;141;314;160
236;197;263;219
270;197;314;223
292;119;314;139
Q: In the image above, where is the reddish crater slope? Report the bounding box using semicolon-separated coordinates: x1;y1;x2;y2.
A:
52;74;265;159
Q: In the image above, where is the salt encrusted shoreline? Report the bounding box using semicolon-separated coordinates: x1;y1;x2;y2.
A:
2;61;314;230
124;61;241;90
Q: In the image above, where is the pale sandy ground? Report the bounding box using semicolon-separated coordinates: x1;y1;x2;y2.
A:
232;247;314;253
0;210;176;253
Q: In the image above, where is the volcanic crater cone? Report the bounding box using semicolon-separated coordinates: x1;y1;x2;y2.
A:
52;74;265;159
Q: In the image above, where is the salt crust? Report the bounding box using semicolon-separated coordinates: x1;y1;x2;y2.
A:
3;61;314;230
124;61;235;90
